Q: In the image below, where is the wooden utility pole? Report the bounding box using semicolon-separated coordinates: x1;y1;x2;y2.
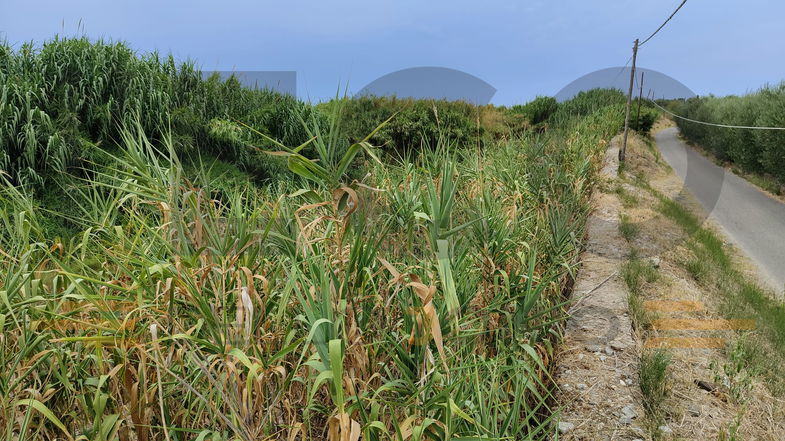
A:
635;71;645;131
620;38;639;162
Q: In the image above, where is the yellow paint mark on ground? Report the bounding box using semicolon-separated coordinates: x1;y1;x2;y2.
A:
652;319;755;331
644;300;704;312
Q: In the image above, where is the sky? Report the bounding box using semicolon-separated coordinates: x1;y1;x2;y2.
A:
1;0;783;105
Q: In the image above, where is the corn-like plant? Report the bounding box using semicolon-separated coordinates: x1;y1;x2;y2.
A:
0;42;625;440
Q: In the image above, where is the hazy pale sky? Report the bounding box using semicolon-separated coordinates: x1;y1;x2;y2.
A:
1;0;783;104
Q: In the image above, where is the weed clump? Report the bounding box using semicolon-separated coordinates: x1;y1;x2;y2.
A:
640;349;671;414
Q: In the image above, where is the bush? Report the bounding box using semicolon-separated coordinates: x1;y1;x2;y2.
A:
0;37;318;186
755;85;785;182
668;82;785;183
510;96;558;126
551;89;626;123
334;96;479;152
631;106;658;134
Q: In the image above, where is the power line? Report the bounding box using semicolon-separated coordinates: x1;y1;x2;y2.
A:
639;0;688;47
612;55;633;86
647;98;785;130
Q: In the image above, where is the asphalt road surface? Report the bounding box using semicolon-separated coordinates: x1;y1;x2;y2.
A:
655;127;785;294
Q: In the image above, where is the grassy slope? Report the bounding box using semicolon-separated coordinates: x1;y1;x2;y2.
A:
615;129;785;439
0;101;624;440
653;188;785;393
0;38;630;441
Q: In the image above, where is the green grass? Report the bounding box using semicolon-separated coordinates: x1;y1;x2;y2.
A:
622;252;658;331
639;349;671;415
622;255;658;295
627;291;650;333
618;213;640;241
615;184;640;208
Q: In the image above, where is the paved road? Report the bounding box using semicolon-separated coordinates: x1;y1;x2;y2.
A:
655;127;785;293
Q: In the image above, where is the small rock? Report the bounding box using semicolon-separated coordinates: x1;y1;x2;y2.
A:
649;256;661;268
576;383;587;390
620;379;626;386
599;355;607;361
688;404;701;417
604;346;615;355
578;353;585;361
619;415;633;425
621;405;638;419
585;344;603;353
659;425;673;434
694;379;718;392
610;340;628;351
558;422;575;434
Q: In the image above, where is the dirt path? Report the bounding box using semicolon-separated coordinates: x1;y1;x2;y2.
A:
555;122;785;440
554;136;645;441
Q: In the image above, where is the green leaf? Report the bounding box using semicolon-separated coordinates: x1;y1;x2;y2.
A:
228;348;255;370
413;211;431;221
436;239;460;328
15;399;74;441
449;398;475;424
329;338;345;412
335;143;363;180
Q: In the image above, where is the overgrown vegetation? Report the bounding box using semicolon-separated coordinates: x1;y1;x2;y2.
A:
0;37;322;187
0;37;589;194
0;37;626;440
712;338;757;405
510;96;558;130
334;96;533;151
551;89;626;122
631;106;659;135
666;82;785;186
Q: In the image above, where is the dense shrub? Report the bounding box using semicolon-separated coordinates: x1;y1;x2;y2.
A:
0;37;639;191
755;85;785;180
510;96;558;126
551;89;627;123
668;82;785;182
0;37;319;186
632;106;658;134
327;96;478;152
